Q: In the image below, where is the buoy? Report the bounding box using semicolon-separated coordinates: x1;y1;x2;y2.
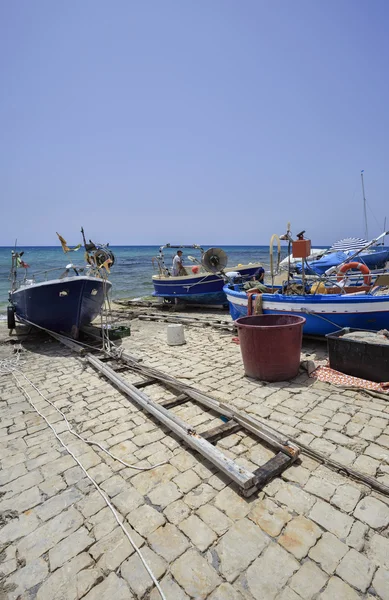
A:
191;266;200;274
310;282;327;294
167;324;186;346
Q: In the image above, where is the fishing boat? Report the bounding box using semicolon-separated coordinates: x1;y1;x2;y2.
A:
225;229;389;336
224;283;389;336
8;228;115;339
292;239;389;275
152;244;264;305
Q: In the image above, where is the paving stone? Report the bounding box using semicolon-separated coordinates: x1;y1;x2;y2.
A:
309;500;353;539
148;523;190;562
336;548;375;593
346;520;368;551
318;576;360;600
282;464;310;485
276;587;302;600
83;572;133;599
49;526;94;571
17;506;83;561
179;515;217;551
0;462;27;486
290;560;328;599
41;454;77;478
170;451;198;472
36;486;84;521
372;567;389;600
0;485;42;513
127;505;165;536
197;504;233;535
131;464;179;494
111;487;143;516
209;582;244;600
109;439;137;457
366;533;389;569
304;476;336;501
238;542;299;600
26;449;62;470
36;552;100;600
215;518;269;582
1;469;43;496
148;481;183;508
174;469;202;493
149;574;189;600
275;482;315;515
0;558;17;578
171;548;221;599
354;496;389;528
5;557;48;600
100;475;129;497
331;484;361;513
329;447;356;466
90;525;142;573
0;512;39;544
87;462;114;483
214;485;252;520
353;455;380;475
248;497;291;536
308;532;348;573
121;546;167;597
164;499;191;525
183;483;216;509
76;489;106;518
89;506;120;540
278;516;321;559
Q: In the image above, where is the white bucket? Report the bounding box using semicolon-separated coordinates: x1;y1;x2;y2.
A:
167;324;186;346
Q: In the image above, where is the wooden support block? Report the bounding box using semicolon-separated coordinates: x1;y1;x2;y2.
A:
159;394;189;409
252;452;295;489
201;420;242;443
132;378;157;389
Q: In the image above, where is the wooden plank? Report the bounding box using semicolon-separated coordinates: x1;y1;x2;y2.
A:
252;452;295;489
201;420;242;443
132;378;157;389
159;394;189;409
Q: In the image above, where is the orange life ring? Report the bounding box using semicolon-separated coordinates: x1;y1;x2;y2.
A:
337;262;371;285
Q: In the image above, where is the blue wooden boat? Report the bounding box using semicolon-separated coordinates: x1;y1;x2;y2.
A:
294;247;389;276
224;282;389;336
152;244;264;305
8;229;114;338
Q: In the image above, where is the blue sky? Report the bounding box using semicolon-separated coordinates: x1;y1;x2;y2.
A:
1;0;389;246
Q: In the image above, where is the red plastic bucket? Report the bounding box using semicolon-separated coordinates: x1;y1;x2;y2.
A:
236;314;306;382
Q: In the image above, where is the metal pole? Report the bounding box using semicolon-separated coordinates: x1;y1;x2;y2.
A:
361;171;368;240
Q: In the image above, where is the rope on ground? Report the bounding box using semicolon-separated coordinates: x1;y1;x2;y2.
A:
1;353;167;600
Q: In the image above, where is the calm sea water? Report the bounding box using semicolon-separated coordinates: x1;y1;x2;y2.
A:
0;245;296;317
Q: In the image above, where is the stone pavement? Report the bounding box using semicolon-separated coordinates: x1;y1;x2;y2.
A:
0;316;389;599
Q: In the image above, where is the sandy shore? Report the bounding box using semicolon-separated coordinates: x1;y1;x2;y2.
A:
0;308;388;599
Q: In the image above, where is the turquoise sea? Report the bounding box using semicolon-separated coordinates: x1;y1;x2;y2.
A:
0;244;298;318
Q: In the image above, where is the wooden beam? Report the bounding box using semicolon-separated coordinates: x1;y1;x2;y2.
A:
201;420;242;443
132;378;157;389
253;452;295;488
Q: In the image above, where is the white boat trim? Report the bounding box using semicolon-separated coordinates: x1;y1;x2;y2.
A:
152;262;263;282
11;276;112;294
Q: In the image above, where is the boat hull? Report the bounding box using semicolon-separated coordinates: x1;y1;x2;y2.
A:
10;276;111;338
152;264;263;304
224;285;389;336
295;249;389;275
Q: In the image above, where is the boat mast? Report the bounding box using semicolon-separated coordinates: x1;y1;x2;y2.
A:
361;170;368;240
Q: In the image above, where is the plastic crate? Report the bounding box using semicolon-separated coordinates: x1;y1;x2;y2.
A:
326;328;389;383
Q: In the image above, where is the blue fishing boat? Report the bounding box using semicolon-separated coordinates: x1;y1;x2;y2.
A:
152;244;264;305
8;229;114;339
224;275;389;337
293;242;389;275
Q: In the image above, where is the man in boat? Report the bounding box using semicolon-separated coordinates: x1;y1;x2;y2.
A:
172;250;187;276
243;267;268;292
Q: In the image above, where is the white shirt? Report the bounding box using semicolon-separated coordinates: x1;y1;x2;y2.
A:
172;254;183;276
